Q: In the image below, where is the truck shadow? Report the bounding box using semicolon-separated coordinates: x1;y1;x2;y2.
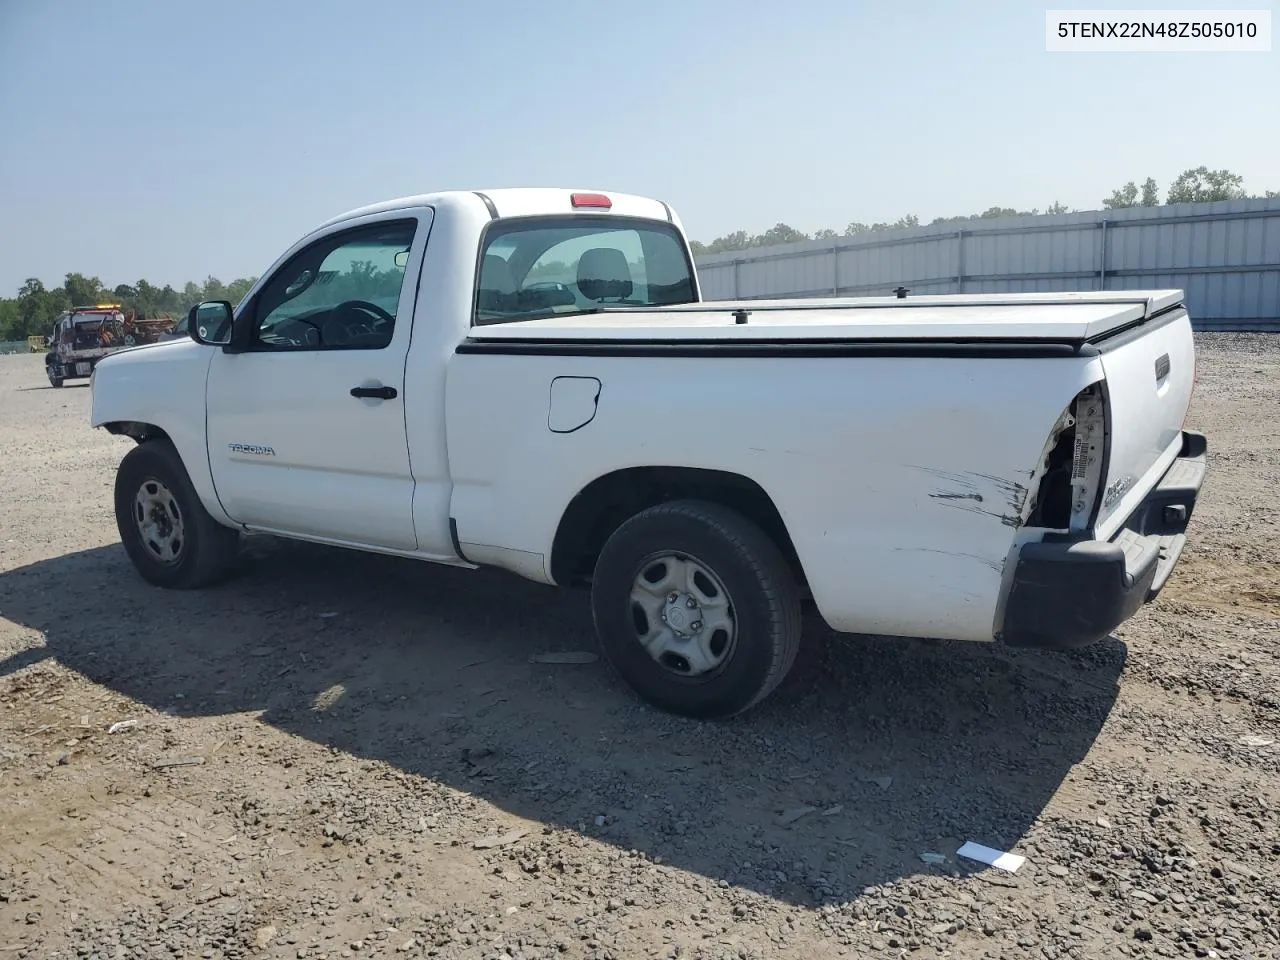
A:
0;537;1124;906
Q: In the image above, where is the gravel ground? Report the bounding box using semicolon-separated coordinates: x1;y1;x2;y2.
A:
1;334;1277;960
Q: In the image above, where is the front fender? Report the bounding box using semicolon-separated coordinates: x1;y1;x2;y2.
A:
90;340;232;527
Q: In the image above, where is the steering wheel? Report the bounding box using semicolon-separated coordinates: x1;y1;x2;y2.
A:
261;314;322;348
323;300;395;347
334;300;394;325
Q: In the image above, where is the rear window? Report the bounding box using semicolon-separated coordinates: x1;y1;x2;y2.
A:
474;216;696;325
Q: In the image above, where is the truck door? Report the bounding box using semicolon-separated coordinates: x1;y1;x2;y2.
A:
204;210;432;551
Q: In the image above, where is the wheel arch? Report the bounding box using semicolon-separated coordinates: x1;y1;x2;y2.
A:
98;419;234;529
549;466;807;592
113;433;241;588
102;420;172;444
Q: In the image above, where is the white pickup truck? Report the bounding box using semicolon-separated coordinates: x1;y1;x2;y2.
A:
89;188;1207;718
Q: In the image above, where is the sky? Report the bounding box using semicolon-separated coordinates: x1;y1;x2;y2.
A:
0;0;1277;294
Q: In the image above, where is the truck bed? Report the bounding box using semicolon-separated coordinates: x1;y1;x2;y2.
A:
463;290;1184;346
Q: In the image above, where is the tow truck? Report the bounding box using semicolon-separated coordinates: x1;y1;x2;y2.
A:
45;304;176;387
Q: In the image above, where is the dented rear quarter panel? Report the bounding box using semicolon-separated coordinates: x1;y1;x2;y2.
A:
446;351;1106;643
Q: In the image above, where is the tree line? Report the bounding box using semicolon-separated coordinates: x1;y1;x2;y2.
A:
0;273;257;343
688;166;1279;256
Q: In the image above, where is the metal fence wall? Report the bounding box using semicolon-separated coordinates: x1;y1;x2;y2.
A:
693;197;1280;330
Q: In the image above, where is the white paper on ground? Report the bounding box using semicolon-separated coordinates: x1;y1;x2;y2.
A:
956;841;1026;873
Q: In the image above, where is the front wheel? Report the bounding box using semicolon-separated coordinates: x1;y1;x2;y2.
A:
590;500;802;719
113;439;241;588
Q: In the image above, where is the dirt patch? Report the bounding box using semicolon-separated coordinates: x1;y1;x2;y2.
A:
1;334;1278;960
1167;550;1280;619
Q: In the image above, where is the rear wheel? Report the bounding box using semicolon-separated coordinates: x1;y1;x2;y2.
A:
113;439;240;588
46;361;63;387
590;499;802;719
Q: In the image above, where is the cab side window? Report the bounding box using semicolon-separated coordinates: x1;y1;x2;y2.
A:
250;219;417;351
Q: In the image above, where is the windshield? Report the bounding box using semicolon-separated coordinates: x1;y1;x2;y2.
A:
474;216;696;325
72;311;118;325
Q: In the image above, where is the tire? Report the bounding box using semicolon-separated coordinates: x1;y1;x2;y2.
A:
590;499;802;719
48;373;63;388
113;438;240;588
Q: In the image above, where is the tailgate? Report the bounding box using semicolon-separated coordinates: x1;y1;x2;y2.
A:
1092;308;1196;540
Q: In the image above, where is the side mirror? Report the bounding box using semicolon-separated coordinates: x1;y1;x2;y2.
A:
188;301;234;347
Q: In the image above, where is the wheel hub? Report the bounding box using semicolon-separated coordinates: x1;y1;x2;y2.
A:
661;593;703;636
628;554;736;677
134;478;185;565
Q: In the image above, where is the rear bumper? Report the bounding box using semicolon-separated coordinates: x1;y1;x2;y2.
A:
48;356;103;377
998;430;1206;650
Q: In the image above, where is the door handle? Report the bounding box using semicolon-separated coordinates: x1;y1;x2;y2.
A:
350;385;398;400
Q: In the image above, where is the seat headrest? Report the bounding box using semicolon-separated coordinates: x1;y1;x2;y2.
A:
477;254;518;317
480;254;516;294
576;247;633;302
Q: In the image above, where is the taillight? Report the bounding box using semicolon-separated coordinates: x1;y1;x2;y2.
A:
1069;385;1107;532
1024;383;1108;532
570;192;612;209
